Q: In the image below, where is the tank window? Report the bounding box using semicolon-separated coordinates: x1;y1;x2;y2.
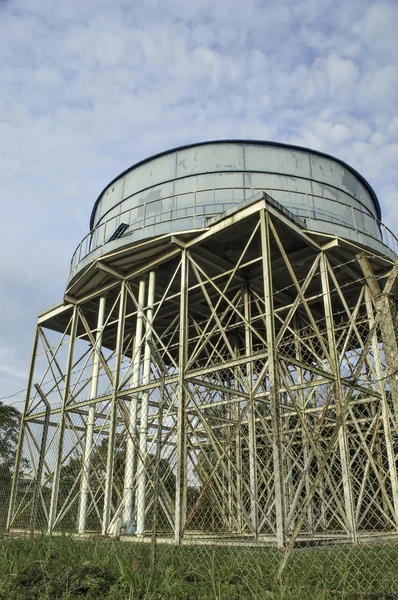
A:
107;223;129;242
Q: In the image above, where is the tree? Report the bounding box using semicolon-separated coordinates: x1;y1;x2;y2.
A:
0;401;26;529
0;401;22;480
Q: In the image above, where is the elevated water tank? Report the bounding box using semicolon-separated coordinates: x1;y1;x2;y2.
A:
10;138;398;561
70;140;394;279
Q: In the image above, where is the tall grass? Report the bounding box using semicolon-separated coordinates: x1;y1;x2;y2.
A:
0;535;397;599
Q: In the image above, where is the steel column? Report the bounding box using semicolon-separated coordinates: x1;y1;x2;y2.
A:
48;308;78;532
102;283;126;534
320;252;357;543
260;210;286;548
136;271;156;536
364;286;398;525
123;279;146;528
294;318;314;534
376;293;398;422
30;384;50;537
7;327;40;530
175;250;188;543
357;255;398;424
78;295;106;533
244;284;258;535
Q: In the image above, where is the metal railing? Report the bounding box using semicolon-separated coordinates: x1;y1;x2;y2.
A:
69;187;398;277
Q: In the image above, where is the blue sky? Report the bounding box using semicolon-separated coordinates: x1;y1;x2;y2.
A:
0;0;397;407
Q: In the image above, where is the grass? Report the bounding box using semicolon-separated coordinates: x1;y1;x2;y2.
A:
0;535;397;599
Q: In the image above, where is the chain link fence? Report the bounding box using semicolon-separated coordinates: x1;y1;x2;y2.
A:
2;230;398;597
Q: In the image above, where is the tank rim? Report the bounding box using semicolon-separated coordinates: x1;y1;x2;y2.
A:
89;139;381;230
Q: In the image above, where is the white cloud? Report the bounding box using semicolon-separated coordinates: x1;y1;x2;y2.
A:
0;0;397;403
353;1;398;59
327;55;359;97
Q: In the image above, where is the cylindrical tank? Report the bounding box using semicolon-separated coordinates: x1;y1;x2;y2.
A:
71;139;393;279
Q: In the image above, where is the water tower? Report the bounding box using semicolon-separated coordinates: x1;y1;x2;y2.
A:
8;141;398;548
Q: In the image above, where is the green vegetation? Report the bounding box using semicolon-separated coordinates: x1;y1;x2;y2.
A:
0;401;24;480
0;535;397;599
0;401;27;530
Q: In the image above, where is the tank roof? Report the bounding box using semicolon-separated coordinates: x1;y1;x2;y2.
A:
90;139;381;230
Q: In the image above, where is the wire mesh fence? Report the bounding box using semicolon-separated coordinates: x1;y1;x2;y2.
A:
2;211;398;597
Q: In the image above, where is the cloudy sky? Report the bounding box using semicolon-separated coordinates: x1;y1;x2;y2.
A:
0;0;397;408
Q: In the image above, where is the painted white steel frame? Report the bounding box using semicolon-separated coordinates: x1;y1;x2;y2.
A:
7;199;398;553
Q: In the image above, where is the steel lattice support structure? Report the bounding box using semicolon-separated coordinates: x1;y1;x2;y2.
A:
7;196;398;548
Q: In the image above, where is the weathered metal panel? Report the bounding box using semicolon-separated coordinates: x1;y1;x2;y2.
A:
356;178;377;214
96;176;124;222
175;143;244;177
123;153;176;200
71;141;392;281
